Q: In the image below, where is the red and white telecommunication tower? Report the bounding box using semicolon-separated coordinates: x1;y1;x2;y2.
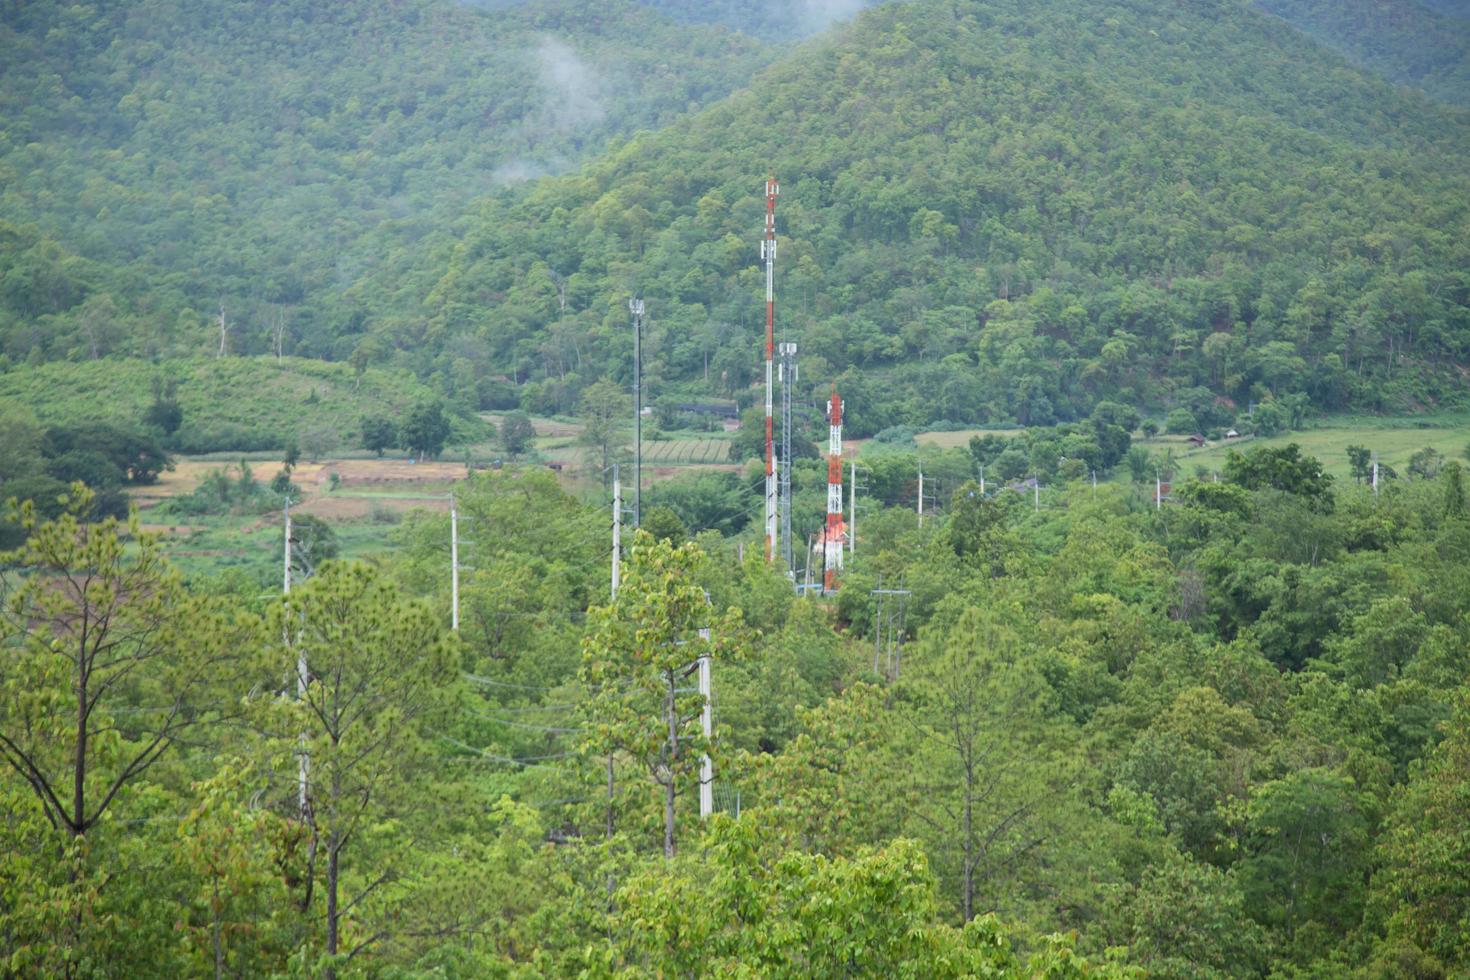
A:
761;177;779;561
823;389;845;593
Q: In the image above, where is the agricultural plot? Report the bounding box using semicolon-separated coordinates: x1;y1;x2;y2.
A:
641;438;730;464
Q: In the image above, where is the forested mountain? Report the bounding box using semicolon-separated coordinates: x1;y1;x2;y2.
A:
1252;0;1470;106
408;0;1470;433
634;0;882;39
5;0;1468;435
0;0;777;363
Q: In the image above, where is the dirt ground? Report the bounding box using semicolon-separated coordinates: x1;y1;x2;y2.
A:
131;458;471;507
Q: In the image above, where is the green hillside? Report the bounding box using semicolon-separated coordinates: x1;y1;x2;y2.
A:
0;357;485;451
0;0;777;363
1253;0;1470;106
412;0;1470;434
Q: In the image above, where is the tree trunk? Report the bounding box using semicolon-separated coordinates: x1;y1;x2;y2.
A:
962;751;975;923
74;632;88;835
326;829;339;980
212;878;224;980
326;759;341;980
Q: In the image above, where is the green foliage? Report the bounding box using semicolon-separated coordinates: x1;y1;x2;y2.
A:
1367;694;1470;975
577;378;630;475
581;532;747;856
1100;854;1269;979
1253;0;1470;106
1165;408;1199;435
401;400;451;460
497;410;536;459
0;357;484;453
0;1;774;371
360;414;396;457
1225;443;1335;510
426;0;1470;430
164;461;274;516
639;504;687;544
610;816;1137;978
264;560;457;969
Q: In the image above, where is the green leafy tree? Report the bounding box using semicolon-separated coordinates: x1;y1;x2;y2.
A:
360;415;396;457
0;492;248;838
612;816;1138;977
498;410;535;459
266;562;456;978
1346;444;1373;484
1367;694;1470;975
402;401;450;460
1443;460;1465;518
900;605;1073;922
0;492;251;969
1237;767;1371;956
1407;445;1443;480
641;504;687;544
143;375;183;436
576;379;630;477
580;533;745;857
279;513;339;581
1126;446;1153;483
1165;407;1199;435
1225;443;1334;511
1101;854;1269;979
177;761;295;978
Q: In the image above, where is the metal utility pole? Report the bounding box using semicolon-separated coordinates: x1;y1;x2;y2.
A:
284;499;308;819
848;460;858;557
698;627;712;820
761;177;779;561
917;468;924;527
778;342;797;577
1034;478;1040;512
630;298;644;527
283;498;293;597
871;582;911;681
1372;452;1379;496
450;492;459;632
1155;470;1163;509
611;464;621;598
979;464;985;496
823;389;844;593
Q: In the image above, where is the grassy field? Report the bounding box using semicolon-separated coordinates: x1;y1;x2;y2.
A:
914;427;1024;450
0;356;490;449
1141;414;1470;479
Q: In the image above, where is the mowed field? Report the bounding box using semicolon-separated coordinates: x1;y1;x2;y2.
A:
1147;415;1470;479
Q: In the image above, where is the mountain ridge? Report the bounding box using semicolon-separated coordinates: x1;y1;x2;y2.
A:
410;0;1470;431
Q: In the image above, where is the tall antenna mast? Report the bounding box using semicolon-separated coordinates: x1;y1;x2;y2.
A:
824;389;844;594
778;342;797;577
761;177;779;560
